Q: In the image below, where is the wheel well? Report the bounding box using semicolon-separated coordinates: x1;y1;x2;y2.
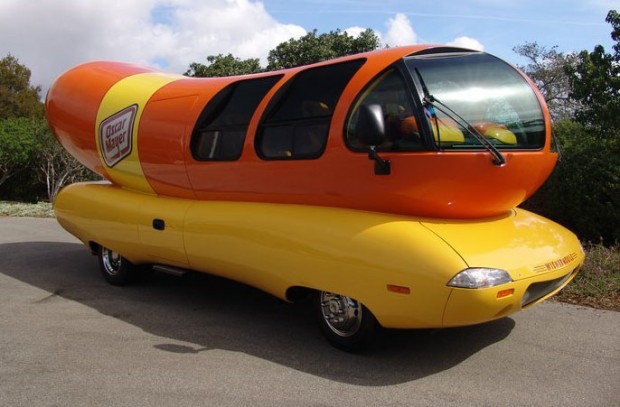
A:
288;286;383;329
285;286;314;303
88;241;100;255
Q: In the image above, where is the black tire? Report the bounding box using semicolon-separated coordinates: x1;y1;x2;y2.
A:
314;291;377;352
98;246;138;286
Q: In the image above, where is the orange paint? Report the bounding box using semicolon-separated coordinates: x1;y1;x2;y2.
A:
46;45;557;219
46;62;156;178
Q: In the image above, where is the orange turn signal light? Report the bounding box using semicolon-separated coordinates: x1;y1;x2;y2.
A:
387;284;411;295
496;288;515;299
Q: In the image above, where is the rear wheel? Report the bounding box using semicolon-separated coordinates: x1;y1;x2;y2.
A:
98;246;138;286
315;291;377;352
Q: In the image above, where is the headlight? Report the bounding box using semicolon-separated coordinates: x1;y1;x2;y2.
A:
447;267;512;289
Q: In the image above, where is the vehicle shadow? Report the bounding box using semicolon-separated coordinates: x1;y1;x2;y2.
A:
0;241;515;386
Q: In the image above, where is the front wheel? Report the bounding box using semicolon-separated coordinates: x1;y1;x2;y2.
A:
315;291;377;352
98;246;138;286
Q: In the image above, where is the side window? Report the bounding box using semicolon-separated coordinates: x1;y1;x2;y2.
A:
257;59;365;160
191;75;282;161
346;69;424;151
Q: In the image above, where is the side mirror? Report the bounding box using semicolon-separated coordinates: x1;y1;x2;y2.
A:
355;104;390;176
356;104;386;147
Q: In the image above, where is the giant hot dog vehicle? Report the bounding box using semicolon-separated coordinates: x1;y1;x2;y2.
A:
46;45;584;351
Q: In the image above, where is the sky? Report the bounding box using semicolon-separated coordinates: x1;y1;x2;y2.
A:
0;0;616;96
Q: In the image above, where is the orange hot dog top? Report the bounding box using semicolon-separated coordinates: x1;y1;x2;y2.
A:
46;45;556;218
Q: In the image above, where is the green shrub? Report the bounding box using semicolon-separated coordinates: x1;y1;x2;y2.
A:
523;120;620;244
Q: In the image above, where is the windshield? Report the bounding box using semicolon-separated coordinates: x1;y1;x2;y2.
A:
405;52;545;150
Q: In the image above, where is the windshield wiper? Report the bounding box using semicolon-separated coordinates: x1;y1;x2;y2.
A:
413;68;506;166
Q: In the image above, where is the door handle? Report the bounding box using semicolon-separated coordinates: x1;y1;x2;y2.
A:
152;218;165;231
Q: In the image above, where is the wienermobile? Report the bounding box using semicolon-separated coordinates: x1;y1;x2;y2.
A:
47;45;584;351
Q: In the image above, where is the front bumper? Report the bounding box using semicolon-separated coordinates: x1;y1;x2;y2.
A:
442;264;582;327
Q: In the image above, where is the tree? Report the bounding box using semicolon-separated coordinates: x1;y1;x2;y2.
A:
512;13;620;243
513;42;579;121
0;54;44;119
266;29;380;70
186;29;381;77
565;10;620;137
33;122;95;202
0;117;93;202
0;118;40;189
185;54;262;77
0;55;96;202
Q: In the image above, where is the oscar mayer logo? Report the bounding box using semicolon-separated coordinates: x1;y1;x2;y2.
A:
99;104;138;167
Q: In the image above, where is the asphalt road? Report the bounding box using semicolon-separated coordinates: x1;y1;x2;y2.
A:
0;217;618;407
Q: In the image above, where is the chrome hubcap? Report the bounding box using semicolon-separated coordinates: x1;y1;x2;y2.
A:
319;292;362;337
102;248;122;276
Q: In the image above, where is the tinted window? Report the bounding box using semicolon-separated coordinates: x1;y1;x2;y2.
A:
257;59;365;160
346;69;424;151
191;75;282;161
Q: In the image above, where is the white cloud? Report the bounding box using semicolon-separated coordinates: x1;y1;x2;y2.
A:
380;13;484;51
1;1;490;98
344;26;366;38
383;13;418;46
0;0;306;95
448;36;485;51
344;26;383;42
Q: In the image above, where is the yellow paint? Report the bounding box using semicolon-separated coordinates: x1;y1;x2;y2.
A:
55;181;190;267
54;182;585;329
421;210;585;281
183;200;465;328
95;73;181;193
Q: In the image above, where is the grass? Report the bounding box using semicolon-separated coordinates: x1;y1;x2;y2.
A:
0;200;54;217
1;200;617;311
553;242;620;311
